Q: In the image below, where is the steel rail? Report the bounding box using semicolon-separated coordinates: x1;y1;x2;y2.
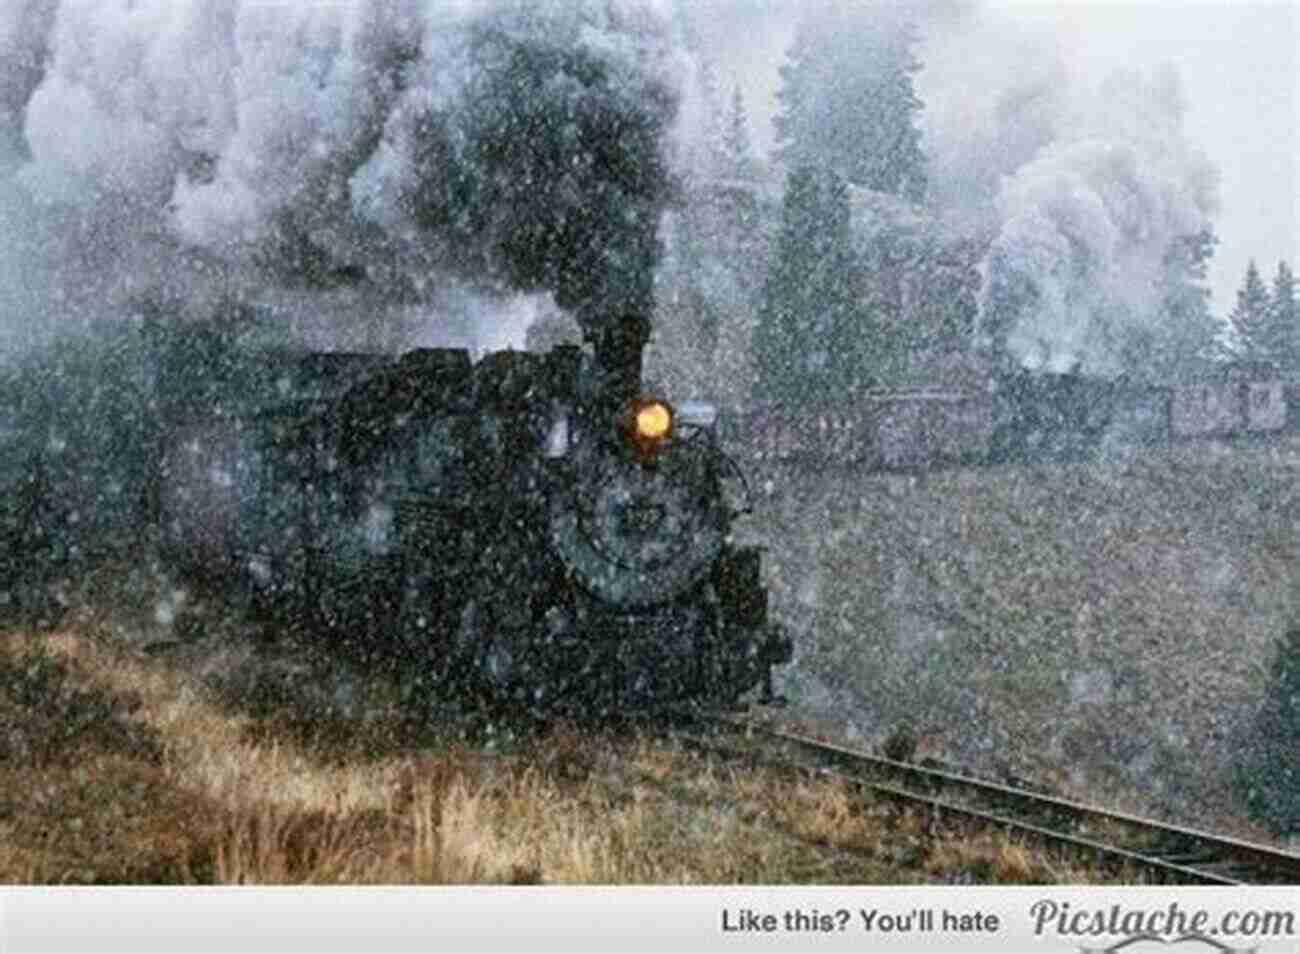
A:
664;707;1300;885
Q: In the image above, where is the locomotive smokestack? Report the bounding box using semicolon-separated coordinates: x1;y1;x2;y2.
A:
590;311;652;403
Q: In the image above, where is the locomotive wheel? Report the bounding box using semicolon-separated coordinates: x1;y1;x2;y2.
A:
392;561;461;697
557;584;760;712
694;583;768;707
443;510;590;710
452;573;594;711
402;526;772;713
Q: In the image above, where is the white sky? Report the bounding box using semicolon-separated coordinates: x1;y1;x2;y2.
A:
697;0;1299;316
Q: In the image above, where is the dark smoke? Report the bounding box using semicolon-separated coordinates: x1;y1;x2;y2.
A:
367;16;677;330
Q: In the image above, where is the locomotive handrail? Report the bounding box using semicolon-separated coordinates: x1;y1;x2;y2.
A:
715;442;755;517
677;419;754;516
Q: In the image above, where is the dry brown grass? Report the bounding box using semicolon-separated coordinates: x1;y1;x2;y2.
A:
925;830;1062;884
0;572;1145;885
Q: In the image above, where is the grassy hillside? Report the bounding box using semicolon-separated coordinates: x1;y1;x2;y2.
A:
747;436;1300;831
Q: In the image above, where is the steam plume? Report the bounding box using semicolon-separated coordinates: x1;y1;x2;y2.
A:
0;0;688;356
917;9;1220;372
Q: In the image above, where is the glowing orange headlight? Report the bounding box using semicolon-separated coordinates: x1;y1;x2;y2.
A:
627;398;674;458
635;401;672;441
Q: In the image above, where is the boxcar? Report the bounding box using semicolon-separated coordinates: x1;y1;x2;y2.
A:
1170;378;1243;438
1244;379;1287;432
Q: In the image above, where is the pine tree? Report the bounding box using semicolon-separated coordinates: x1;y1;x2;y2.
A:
1267;260;1297;372
773;24;816;175
1151;227;1221;375
753;165;866;405
773;6;926;202
1242;626;1300;832
1230;259;1273;361
693;59;729;177
754;166;822;405
721;84;756;181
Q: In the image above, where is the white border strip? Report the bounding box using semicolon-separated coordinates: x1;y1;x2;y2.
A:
1;886;1297;954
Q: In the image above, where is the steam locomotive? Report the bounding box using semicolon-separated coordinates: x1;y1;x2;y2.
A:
155;316;791;711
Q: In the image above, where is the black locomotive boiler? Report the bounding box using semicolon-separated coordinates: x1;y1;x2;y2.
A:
158;317;791;711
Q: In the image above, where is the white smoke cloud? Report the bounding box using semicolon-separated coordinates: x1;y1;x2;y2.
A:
917;8;1067;220
0;0;693;358
916;7;1221;372
984;66;1219;372
170;0;413;251
2;0;1227;372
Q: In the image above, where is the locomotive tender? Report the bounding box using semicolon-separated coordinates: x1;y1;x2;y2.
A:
159;316;791;711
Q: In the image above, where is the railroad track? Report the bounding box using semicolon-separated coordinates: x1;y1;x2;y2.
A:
663;706;1300;885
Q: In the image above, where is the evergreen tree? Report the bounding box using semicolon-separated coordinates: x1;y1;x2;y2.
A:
774;6;926;202
1267;260;1297;372
753;165;867;405
1151;227;1221;375
754;166;824;404
721;84;756;181
773;24;815;172
1229;259;1273;361
694;59;729;177
1242;626;1300;832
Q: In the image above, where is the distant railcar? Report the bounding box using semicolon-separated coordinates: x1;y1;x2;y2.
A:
877;391;994;469
732;389;995;470
1169;364;1288;439
1111;383;1171;445
1244;379;1286;432
733;363;1291;472
1170;378;1245;438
